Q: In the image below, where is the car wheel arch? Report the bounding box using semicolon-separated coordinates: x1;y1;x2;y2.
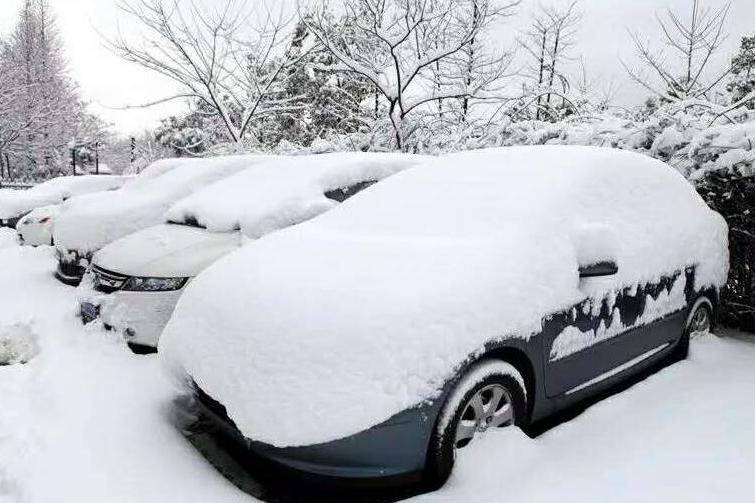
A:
445;345;538;425
686;293;716;330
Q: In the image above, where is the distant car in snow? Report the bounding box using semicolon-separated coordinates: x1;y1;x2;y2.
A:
159;146;729;486
0;175;130;228
16;204;60;246
53;155;276;285
78;153;427;353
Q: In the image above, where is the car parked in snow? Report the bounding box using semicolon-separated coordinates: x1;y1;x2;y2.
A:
0;174;130;229
53;155;275;285
16;204;60;246
79;153;427;352
160;146;729;485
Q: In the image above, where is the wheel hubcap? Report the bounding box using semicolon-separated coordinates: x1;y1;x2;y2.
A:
454;384;514;449
690;306;711;338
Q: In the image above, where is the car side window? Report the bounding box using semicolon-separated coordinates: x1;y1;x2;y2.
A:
563;268;690;343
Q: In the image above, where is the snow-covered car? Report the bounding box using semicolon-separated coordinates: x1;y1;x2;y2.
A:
53;155;275;285
16;204;60;246
0;175;130;228
79;153;427;352
160;146;729;485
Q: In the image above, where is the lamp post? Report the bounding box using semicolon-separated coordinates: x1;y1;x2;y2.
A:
68;138;77;176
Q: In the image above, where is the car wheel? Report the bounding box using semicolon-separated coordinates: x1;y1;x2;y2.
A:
675;300;713;359
425;359;526;488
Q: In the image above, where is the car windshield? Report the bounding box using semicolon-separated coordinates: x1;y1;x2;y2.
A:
324;180;378;203
168;215;206;229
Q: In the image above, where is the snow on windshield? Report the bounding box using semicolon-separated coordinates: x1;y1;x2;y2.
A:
160;146;729;448
54;155;275;253
165;152;428;238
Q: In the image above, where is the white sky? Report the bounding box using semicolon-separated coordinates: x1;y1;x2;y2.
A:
0;0;752;135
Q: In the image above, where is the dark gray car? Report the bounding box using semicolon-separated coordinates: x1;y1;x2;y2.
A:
162;146;728;487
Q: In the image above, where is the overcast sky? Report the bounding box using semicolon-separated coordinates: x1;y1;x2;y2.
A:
1;0;752;136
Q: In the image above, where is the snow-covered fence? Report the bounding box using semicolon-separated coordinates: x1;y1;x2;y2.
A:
0;181;33;190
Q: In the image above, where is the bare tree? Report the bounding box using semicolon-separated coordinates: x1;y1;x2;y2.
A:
106;0;312;144
303;0;519;150
518;1;581;120
623;0;732;101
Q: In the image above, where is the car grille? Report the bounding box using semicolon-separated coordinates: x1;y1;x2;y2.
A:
92;265;130;294
57;257;87;280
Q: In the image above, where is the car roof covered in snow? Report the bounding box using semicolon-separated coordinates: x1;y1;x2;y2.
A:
159;146;729;449
0;175;131;219
165;152;430;238
54;154;276;252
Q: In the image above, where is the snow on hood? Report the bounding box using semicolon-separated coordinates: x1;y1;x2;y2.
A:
165;152;429;238
159;146;729;448
93;224;241;278
0;175;131;219
54;155;275;253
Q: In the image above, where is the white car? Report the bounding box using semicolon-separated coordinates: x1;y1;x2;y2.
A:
16;205;60;246
54;155;275;285
80;152;427;352
0;175;130;228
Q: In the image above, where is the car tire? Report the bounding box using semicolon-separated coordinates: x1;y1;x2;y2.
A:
425;359;527;488
675;299;713;360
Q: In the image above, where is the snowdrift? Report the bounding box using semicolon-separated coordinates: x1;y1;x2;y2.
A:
160;146;728;447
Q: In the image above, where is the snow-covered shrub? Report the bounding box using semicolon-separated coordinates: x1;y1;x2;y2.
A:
0;324;39;365
697;170;755;333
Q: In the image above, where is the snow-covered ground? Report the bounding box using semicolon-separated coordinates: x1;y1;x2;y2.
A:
1;227;754;503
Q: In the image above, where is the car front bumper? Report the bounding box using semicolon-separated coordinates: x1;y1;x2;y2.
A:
17;222;53;246
193;385;441;481
94;288;185;348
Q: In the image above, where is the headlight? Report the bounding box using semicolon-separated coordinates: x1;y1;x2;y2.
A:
121;276;189;292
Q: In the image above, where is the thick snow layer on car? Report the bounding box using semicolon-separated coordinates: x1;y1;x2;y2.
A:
54;155;275;253
0;175;130;219
165;152;428;238
160;146;729;447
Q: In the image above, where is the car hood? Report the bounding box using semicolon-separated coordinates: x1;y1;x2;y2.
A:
159;225;580;448
94;224;242;278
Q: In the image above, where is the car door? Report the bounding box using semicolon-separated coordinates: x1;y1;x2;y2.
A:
542;267;693;398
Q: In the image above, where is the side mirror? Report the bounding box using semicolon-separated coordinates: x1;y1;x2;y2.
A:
579;261;618;278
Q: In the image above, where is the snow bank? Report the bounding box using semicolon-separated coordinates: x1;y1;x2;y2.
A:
412;334;755;503
0;242;250;503
0;175;131;219
165;152;428;238
54;155;275;253
0;227;18;248
160;146;729;447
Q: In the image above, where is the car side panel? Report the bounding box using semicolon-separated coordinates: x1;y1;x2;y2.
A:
544;311;685;397
542;268;694;398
